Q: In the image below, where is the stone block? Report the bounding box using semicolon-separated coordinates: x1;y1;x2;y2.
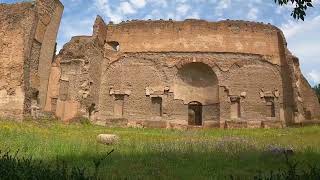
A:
127;120;144;128
94;120;107;127
298;120;320;126
97;134;119;145
261;121;283;129
105;118;128;127
247;121;262;128
187;125;203;130
203;121;220;128
54;100;80;122
143;120;167;128
168;121;188;130
225;120;247;129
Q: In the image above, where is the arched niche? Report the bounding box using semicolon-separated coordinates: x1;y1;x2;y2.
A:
173;62;219;105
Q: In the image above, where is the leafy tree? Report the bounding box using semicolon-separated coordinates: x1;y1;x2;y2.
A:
275;0;314;20
313;84;320;103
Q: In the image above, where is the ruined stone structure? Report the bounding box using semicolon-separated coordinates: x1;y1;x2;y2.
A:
0;0;63;119
1;0;320;128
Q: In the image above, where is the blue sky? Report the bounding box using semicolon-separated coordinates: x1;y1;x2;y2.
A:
2;0;320;86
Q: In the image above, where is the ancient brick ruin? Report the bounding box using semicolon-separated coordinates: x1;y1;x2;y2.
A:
1;0;320;128
0;0;63;119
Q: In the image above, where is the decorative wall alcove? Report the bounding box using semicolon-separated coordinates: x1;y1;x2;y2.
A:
174;62;219;105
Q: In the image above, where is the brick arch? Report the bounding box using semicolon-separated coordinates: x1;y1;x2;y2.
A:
173;61;219;105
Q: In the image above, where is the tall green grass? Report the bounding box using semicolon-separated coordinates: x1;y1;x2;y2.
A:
1;119;320;179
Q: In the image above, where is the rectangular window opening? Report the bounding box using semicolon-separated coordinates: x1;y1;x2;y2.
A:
151;97;162;117
230;98;241;119
114;94;125;118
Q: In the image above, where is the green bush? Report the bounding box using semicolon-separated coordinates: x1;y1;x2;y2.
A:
0;149;113;180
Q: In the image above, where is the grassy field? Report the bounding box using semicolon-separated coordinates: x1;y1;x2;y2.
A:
1;119;320;179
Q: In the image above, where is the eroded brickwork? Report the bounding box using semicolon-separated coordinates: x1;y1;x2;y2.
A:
46;18;320;128
1;0;319;127
0;0;63;119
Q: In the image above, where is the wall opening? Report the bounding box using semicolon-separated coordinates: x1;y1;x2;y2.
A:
304;108;312;120
230;96;241;119
106;41;120;51
265;97;275;117
31;90;40;118
88;103;96;119
151;97;162;116
31;90;40;105
188;101;202;126
114;94;124;118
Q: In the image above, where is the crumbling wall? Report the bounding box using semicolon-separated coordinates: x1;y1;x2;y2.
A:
98;56;167;120
291;57;320;120
221;58;282;121
36;0;64;110
0;2;36;119
53;19;319;128
0;0;63;119
97;52;283;127
46;36;104;121
106;20;282;65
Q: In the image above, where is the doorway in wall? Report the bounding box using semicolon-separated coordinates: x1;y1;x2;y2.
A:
265;97;275;118
188;101;203;125
151;97;162;116
230;97;241;119
114;94;124;118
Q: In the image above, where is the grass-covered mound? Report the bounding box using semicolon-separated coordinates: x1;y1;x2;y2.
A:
1;119;320;179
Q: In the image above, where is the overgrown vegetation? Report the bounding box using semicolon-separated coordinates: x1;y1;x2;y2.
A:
1;120;320;179
313;84;320;103
1;148;320;180
0;149;114;180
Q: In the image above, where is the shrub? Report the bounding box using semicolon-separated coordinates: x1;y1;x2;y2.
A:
0;149;113;180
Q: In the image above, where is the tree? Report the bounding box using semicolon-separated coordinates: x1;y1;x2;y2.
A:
313;84;320;103
275;0;314;20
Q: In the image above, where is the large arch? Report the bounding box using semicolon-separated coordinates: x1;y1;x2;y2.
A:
173;62;220;124
173;62;219;105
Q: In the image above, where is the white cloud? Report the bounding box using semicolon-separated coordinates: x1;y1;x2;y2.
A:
216;0;230;9
119;2;136;14
307;70;320;85
247;7;258;20
186;12;200;19
215;0;231;17
176;4;190;16
281;16;320;86
130;0;146;8
148;0;168;7
94;0;127;23
281;16;320;39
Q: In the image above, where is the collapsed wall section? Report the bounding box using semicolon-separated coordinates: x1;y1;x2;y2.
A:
44;16;106;122
291;56;320;121
45;35;104;121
